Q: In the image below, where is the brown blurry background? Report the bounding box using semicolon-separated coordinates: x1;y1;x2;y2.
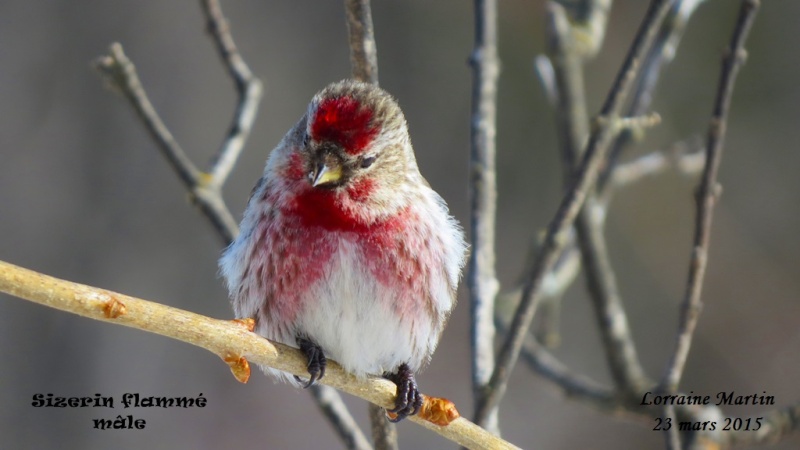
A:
1;1;798;449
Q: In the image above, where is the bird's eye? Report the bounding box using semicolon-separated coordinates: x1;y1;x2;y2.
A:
302;134;310;147
360;156;376;169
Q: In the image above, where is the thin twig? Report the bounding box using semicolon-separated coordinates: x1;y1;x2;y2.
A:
94;43;238;244
496;236;582;350
503;279;797;448
546;0;647;395
546;2;589;179
368;404;398;450
610;138;705;188
534;240;581;347
725;403;800;447
200;0;264;185
533;2;704;380
519;337;617;410
0;260;521;450
468;0;501;433
534;55;558;107
541;1;705;397
94;44;200;192
532;47;580;349
532;0;706;408
342;2;395;446
598;0;707;194
555;0;613;58
494;309;616;410
311;387;374;450
474;0;677;426
663;405;681;449
498;242;602;401
660;0;760;394
574;210;647;393
344;0;379;85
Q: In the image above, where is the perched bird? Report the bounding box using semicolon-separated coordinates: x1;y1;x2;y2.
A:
220;79;467;421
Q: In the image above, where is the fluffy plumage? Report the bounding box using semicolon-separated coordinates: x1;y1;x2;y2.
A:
219;80;467;417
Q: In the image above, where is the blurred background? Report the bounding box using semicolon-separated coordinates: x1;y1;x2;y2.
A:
1;1;798;449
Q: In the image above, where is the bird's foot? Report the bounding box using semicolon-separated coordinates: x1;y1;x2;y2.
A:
384;363;423;422
294;337;326;388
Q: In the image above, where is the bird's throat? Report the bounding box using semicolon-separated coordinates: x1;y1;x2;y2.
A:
286;179;384;233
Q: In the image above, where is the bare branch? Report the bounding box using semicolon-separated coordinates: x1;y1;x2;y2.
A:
0;260;521;450
534;55;558;107
555;0;613;58
94;43;239;244
663;404;681;449
599;0;707;193
534;2;707;398
604;112;661;133
660;0;761;394
534;241;581;347
541;1;705;398
533;9;587;347
610;138;705;188
341;2;395;446
200;0;264;185
494;305;617;411
544;0;647;394
468;0;501;433
510;24;793;428
497;237;582;349
520;338;617;409
344;0;379;84
545;2;589;178
94;44;200;189
475;0;677;425
726;403;800;446
531;0;709;411
574;208;647;393
311;386;374;450
368;403;398;450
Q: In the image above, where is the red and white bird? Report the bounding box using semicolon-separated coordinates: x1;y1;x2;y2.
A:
219;79;467;421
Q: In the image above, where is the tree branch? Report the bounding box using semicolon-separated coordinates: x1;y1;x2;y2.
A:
726;403;800;447
312;387;374;450
574;208;647;393
469;0;501;433
341;2;397;447
545;0;647;395
610;138;705;188
660;0;761;394
94;43;238;245
495;308;617;412
598;0;707;194
523;6;790;447
554;0;613;58
533;1;705;368
545;2;589;180
200;0;264;186
368;403;398;450
344;0;379;85
475;0;677;425
0;260;521;450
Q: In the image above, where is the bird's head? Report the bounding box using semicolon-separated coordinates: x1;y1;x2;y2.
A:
303;80;416;191
273;80;422;228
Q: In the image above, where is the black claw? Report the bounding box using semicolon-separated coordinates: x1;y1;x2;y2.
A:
296;336;326;388
384;363;423;422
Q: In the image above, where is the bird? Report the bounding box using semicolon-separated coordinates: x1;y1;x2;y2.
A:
219;79;467;421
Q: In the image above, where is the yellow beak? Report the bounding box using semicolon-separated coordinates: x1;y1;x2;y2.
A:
312;163;343;187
